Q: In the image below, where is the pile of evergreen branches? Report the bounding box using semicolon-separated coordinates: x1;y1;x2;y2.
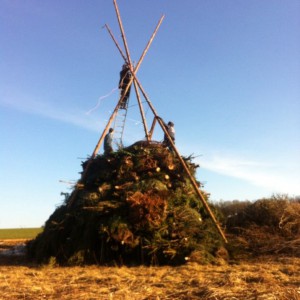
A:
27;141;224;265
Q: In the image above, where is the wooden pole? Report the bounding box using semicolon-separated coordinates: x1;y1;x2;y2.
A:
94;10;164;156
105;24;149;140
129;15;165;77
105;16;164;142
133;79;150;141
113;0;132;68
105;12;164;93
104;24;127;63
148;116;157;139
112;0;164;141
129;15;164;141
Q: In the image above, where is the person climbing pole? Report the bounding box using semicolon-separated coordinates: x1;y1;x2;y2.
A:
104;128;114;154
119;63;132;109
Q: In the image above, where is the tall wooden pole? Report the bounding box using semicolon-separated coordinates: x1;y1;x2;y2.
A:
105;12;164;142
105;24;150;139
113;0;165;141
104;24;127;63
93;14;166;156
148;117;157;139
133;79;150;141
113;0;132;69
130;15;165;76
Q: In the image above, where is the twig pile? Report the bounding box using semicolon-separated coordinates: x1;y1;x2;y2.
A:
28;141;223;265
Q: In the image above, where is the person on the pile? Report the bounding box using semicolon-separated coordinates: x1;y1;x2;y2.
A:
104;128;114;154
164;121;175;150
157;116;176;151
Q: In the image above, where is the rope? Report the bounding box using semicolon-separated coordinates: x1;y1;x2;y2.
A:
85;87;118;115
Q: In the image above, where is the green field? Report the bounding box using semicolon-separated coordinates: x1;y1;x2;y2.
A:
0;228;43;240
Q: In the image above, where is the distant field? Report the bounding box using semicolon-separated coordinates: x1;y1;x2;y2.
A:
0;228;42;240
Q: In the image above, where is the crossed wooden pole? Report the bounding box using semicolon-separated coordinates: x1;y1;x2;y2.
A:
69;0;227;243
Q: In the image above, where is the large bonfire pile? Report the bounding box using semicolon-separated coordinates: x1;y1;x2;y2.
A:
28;141;224;265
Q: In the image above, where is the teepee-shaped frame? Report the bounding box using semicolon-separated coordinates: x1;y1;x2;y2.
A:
69;0;227;243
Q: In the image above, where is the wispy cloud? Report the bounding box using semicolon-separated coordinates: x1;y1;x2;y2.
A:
1;94;103;132
199;154;300;196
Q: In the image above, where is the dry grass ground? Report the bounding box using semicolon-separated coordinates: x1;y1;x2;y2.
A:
0;240;299;300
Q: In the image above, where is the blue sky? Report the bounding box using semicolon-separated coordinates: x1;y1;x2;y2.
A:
1;0;299;228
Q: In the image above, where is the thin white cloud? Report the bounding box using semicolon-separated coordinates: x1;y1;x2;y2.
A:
199;154;300;196
1;94;103;132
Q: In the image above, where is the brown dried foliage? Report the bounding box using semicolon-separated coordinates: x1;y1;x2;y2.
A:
218;197;300;258
126;191;168;228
